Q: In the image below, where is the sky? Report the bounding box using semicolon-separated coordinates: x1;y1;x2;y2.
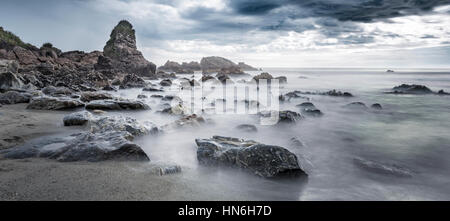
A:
1;0;450;68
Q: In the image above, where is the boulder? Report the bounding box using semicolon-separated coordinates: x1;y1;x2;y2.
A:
279;110;303;123
63;111;92;126
0;60;19;73
80;91;114;102
371;103;382;110
297;102;323;117
0;91;32;104
85;99;149;110
253;72;273;83
195;136;307;178
41;86;73;97
3;116;155;162
160;79;172;87
119;73;147;89
0;72;24;92
27;97;84;110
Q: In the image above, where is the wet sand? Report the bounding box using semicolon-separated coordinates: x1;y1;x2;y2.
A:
0;104;255;201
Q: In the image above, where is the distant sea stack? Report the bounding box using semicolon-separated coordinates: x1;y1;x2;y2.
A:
99;20;156;77
158;60;201;74
238;62;258;71
200;56;257;74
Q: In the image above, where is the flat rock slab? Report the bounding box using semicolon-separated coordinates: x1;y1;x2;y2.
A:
85;99;149;110
27;97;84;110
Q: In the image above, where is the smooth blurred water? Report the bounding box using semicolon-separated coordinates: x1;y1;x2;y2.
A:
110;68;450;200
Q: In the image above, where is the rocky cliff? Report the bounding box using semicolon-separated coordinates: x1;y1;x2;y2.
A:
0;20;157;92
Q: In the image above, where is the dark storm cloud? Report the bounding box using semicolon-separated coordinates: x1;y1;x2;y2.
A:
228;0;450;22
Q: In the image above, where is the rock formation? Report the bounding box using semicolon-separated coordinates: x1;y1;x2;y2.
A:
100;20;156;77
237;62;258;71
195;136;307;178
158;60;200;74
200;56;238;73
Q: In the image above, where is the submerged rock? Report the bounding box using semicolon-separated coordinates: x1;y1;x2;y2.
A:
344;102;368;110
297;102;323;117
390;84;433;94
27;97;84;110
0;91;31;104
142;86;163;92
353;157;413;178
371;103;383;110
85;99;149;110
235;124;258;133
63;111;92;126
259;110;304;125
278;110;303;123
160;79;172;87
195;136;307;178
292;90;353;97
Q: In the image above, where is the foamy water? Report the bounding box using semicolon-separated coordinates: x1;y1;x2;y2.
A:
108;68;450;200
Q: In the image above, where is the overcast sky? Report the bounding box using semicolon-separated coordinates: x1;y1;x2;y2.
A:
1;0;450;68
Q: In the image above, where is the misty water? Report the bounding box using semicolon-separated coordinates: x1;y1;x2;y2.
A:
64;68;450;200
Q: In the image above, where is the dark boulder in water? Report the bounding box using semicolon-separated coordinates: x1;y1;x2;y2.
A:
353;157;413;178
297;102;323;117
259;110;303;124
437;89;450;95
296;102;315;109
391;84;433;94
344;102;368;110
159;79;172;87
195;136;307;178
63;111;92;126
371;103;383;110
302;108;323;117
235;124;258;132
279;110;303;123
